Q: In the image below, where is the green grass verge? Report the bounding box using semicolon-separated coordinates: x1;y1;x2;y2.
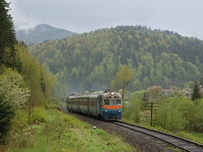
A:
7;108;137;152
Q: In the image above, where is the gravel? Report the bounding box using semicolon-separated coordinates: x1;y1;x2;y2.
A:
59;106;183;152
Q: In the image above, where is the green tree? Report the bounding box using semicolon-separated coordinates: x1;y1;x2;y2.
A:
154;98;185;131
190;99;203;131
110;79;120;92
0;0;17;68
176;97;193;130
143;76;150;89
131;90;146;100
0;95;15;144
89;64;105;85
111;64;133;100
15;44;46;123
133;79;142;91
191;81;202;101
123;98;142;123
16;43;67;106
184;81;195;89
147;86;162;103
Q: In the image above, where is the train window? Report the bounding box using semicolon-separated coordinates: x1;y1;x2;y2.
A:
116;100;121;105
104;100;121;105
104;100;109;105
110;100;121;105
109;100;115;105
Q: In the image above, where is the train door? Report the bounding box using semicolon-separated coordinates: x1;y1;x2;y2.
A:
69;98;72;111
70;99;72;110
87;97;90;114
67;98;71;110
77;98;79;112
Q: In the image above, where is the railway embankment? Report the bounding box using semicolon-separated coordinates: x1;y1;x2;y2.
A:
4;106;136;152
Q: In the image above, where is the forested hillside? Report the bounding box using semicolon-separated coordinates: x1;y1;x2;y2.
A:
28;26;203;92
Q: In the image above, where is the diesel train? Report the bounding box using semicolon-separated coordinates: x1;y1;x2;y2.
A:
66;89;122;120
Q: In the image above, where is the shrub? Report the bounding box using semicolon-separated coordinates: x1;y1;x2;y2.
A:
11;110;28;131
154;98;186;131
123;97;142;123
30;107;48;123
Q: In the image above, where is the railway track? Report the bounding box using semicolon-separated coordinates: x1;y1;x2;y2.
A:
112;121;203;152
62;107;203;151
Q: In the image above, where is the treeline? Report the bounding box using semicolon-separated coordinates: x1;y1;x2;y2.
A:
28;25;203;92
0;0;66;145
123;87;203;132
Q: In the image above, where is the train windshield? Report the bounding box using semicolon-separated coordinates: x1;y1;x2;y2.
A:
104;100;121;105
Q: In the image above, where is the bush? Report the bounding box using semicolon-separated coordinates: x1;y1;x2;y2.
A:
11;110;28;131
123;97;142;123
154;98;186;132
189;99;203;132
30;107;48;123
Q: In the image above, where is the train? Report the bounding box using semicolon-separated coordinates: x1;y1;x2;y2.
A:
66;89;122;120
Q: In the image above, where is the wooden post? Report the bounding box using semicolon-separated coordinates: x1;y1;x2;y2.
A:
150;102;153;126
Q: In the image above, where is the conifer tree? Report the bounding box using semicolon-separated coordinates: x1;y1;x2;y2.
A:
191;81;202;101
142;91;149;101
0;0;17;68
0;96;15;144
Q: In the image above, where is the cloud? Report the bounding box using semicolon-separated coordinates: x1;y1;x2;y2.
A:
5;0;203;39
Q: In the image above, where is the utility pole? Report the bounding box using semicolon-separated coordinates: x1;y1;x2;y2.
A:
150;102;153;126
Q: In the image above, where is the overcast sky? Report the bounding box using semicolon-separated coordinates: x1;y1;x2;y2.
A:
5;0;203;40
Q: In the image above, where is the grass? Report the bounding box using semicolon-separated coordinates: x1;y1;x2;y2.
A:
189;131;203;141
176;131;203;143
5;108;137;152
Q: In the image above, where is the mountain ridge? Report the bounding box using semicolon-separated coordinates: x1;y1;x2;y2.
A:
15;23;78;44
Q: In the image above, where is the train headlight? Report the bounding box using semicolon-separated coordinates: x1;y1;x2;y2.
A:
105;110;107;112
119;110;121;112
110;92;115;95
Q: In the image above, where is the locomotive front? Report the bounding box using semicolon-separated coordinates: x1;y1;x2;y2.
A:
101;91;122;120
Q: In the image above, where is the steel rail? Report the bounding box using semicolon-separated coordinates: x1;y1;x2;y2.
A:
112;121;203;152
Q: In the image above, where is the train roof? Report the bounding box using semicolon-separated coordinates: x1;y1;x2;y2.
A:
68;90;122;99
68;94;100;99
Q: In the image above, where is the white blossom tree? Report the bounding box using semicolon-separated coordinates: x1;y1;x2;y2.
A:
0;68;30;108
